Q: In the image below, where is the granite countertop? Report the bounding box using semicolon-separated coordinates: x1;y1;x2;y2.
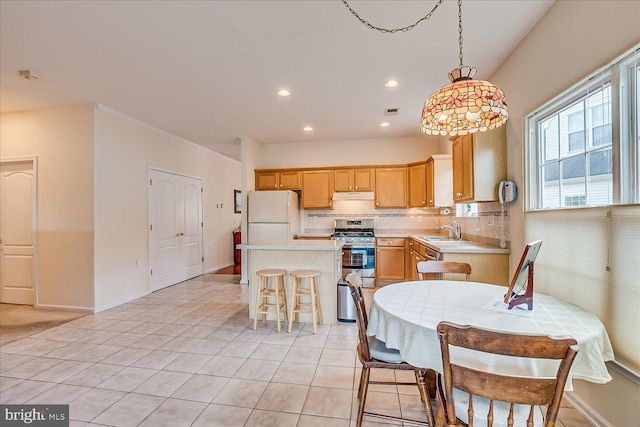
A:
409;235;510;254
374;229;440;238
297;229;333;238
238;240;345;251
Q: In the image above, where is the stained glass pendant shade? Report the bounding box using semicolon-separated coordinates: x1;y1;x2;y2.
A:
420;0;508;137
420;66;508;136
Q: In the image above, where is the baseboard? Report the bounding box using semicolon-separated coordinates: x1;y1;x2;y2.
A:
564;391;614;427
94;289;150;313
34;304;94;313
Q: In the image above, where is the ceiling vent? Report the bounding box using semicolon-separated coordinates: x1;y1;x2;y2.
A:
384;108;399;116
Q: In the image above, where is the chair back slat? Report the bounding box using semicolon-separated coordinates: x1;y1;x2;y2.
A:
451;365;559;405
416;261;472;281
345;273;371;362
437;321;579;427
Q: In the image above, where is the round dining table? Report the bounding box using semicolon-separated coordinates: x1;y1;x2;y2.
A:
367;280;614;389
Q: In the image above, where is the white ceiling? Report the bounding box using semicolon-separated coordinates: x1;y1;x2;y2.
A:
0;0;554;161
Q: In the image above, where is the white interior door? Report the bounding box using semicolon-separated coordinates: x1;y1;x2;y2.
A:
180;176;203;280
149;169;202;292
0;160;37;305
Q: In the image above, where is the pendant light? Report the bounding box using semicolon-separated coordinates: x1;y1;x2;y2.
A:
420;0;508;136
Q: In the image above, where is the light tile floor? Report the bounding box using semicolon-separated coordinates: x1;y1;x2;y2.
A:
0;274;591;426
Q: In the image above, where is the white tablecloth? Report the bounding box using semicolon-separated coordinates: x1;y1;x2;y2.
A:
367;281;614;389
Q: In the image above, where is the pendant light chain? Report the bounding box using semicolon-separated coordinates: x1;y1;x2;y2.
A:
458;0;464;69
341;0;445;34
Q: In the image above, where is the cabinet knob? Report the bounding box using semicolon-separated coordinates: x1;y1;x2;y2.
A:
279;184;283;188
388;240;393;244
354;186;358;189
349;186;352;189
456;192;462;197
376;249;380;253
422;201;426;204
429;200;433;203
376;202;379;206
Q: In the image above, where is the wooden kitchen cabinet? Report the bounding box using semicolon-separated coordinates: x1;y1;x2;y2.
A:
302;170;333;209
426;155;453;207
376;238;405;281
408;162;428;208
255;170;301;191
440;252;509;286
451;126;506;202
333;168;374;192
407;239;427;281
375;167;408;208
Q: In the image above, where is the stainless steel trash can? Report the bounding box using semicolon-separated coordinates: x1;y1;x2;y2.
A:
337;278;356;322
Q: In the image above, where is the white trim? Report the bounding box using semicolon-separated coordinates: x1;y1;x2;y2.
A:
95;103;240;164
34;304;94;313
0;156;38;306
607;360;640;386
563;391;614;427
149;165;202;182
94;289;150;313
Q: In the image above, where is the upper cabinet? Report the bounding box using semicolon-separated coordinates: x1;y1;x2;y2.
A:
333;168;374;192
426;155;453;207
255;170;301;191
375;167;408;208
452;126;506;202
408;162;428;208
302;170;333;209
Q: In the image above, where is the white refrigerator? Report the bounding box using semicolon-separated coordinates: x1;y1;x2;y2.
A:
248;190;300;242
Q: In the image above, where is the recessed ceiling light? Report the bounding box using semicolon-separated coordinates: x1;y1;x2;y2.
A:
380;122;390;127
277;89;291;97
303;126;313;132
384;80;399;88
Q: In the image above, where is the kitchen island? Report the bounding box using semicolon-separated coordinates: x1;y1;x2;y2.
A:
238;240;345;325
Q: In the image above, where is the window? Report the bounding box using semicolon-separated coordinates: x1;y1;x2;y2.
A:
526;47;640;210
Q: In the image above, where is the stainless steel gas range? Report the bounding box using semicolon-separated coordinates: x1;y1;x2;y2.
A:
331;219;375;288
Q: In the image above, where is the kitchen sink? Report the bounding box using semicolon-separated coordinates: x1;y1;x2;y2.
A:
419;236;465;242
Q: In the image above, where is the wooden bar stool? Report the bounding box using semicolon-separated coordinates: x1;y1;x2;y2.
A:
253;269;288;332
288;269;322;334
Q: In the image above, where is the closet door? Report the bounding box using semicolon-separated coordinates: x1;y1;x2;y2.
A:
149;170;202;292
0;160;36;304
180;176;203;280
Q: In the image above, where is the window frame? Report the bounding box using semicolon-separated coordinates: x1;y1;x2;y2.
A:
525;46;640;212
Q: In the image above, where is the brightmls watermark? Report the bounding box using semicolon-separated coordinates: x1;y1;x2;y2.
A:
1;405;68;426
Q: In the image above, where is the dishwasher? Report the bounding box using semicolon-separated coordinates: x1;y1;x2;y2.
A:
337;277;356;322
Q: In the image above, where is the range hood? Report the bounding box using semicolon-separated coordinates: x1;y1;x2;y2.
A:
332;192;375;201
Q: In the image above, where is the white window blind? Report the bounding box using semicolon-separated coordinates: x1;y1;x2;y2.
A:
525;206;640;372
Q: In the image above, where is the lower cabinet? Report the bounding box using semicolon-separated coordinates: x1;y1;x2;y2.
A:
376;238;406;281
440;252;509;286
407;239;427;281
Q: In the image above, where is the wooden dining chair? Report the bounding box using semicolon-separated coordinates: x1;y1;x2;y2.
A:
436;321;579;427
345;273;435;427
417;261;472;281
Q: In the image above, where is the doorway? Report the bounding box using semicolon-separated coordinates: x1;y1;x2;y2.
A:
148;169;203;291
0;158;37;305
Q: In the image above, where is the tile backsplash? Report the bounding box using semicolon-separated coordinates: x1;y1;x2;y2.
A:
302;200;510;248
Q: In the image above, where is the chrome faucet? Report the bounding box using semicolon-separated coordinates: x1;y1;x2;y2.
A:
441;220;461;240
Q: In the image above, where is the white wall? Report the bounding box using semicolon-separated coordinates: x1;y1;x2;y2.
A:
488;1;640;425
240;135;260;284
0;105;95;310
94;107;241;310
258;135;442;169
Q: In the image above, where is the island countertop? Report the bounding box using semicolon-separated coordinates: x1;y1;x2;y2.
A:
239;240;345;251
